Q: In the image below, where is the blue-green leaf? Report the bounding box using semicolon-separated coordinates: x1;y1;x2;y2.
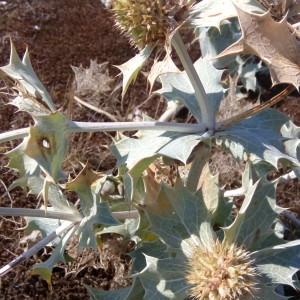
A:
140;255;189;300
190;0;265;29
1;41;55;111
217;109;300;169
254;240;300;288
157;58;224;121
223;179;279;251
31;225;76;285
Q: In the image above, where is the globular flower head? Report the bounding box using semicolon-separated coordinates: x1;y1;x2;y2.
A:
112;0;192;48
186;240;258;300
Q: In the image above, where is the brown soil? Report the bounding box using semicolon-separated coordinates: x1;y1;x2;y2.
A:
0;1;300;299
0;1;143;299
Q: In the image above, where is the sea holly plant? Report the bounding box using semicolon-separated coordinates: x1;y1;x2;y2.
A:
1;0;300;299
133;171;300;300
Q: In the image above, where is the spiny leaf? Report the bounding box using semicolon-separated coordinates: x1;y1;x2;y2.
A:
253;240;300;288
134;179;300;299
198;18;241;68
116;45;153;98
97;216;140;240
76;201;119;249
6;112;71;210
223;178;279;251
66;164;119;249
6;112;69;181
217;109;300;169
139;255;189;300
31;225;76;285
10;95;51;116
147;51;179;93
198;20;267;99
156;57;224;122
198;164;232;227
281;120;300;160
190;0;265;29
218;4;300;89
25;176;78;212
144;186;191;249
25;112;69;180
165;184;216;250
66;164;103;215
0;41;55;111
6;143;39;177
145;183;215;252
130;240;168;274
256;285;287;300
111;129;209;201
25;210;73;246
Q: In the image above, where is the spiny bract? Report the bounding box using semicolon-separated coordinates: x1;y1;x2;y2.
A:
186;240;258;300
112;0;192;48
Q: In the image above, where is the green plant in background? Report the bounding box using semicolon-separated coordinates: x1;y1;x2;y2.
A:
1;0;300;299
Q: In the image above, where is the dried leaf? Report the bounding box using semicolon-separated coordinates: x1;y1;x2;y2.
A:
66;164;103;215
24;112;69;180
147;52;179;92
72;60;114;98
115;45;153;98
218;4;300;88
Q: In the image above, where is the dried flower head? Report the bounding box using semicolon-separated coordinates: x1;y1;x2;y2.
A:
186;240;258;300
112;0;192;48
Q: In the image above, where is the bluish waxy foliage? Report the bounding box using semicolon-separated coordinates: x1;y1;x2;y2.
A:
1;0;300;299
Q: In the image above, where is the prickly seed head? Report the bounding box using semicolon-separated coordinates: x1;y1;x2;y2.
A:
186;240;258;300
112;0;191;48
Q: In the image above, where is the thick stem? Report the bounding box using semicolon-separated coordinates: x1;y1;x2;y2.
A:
0;207;82;222
0;127;29;143
0;121;208;145
172;31;214;129
0;206;139;220
68;120;207;134
224;187;245;198
112;210;139;220
159;101;183;122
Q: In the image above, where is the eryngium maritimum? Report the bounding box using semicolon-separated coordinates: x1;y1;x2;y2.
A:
186;241;258;300
112;0;191;48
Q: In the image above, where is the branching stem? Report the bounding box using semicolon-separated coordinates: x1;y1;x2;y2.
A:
68;120;207;134
0;121;208;144
159;101;183;122
0;127;29;143
0;207;82;222
0;207;139;221
171;31;214;129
